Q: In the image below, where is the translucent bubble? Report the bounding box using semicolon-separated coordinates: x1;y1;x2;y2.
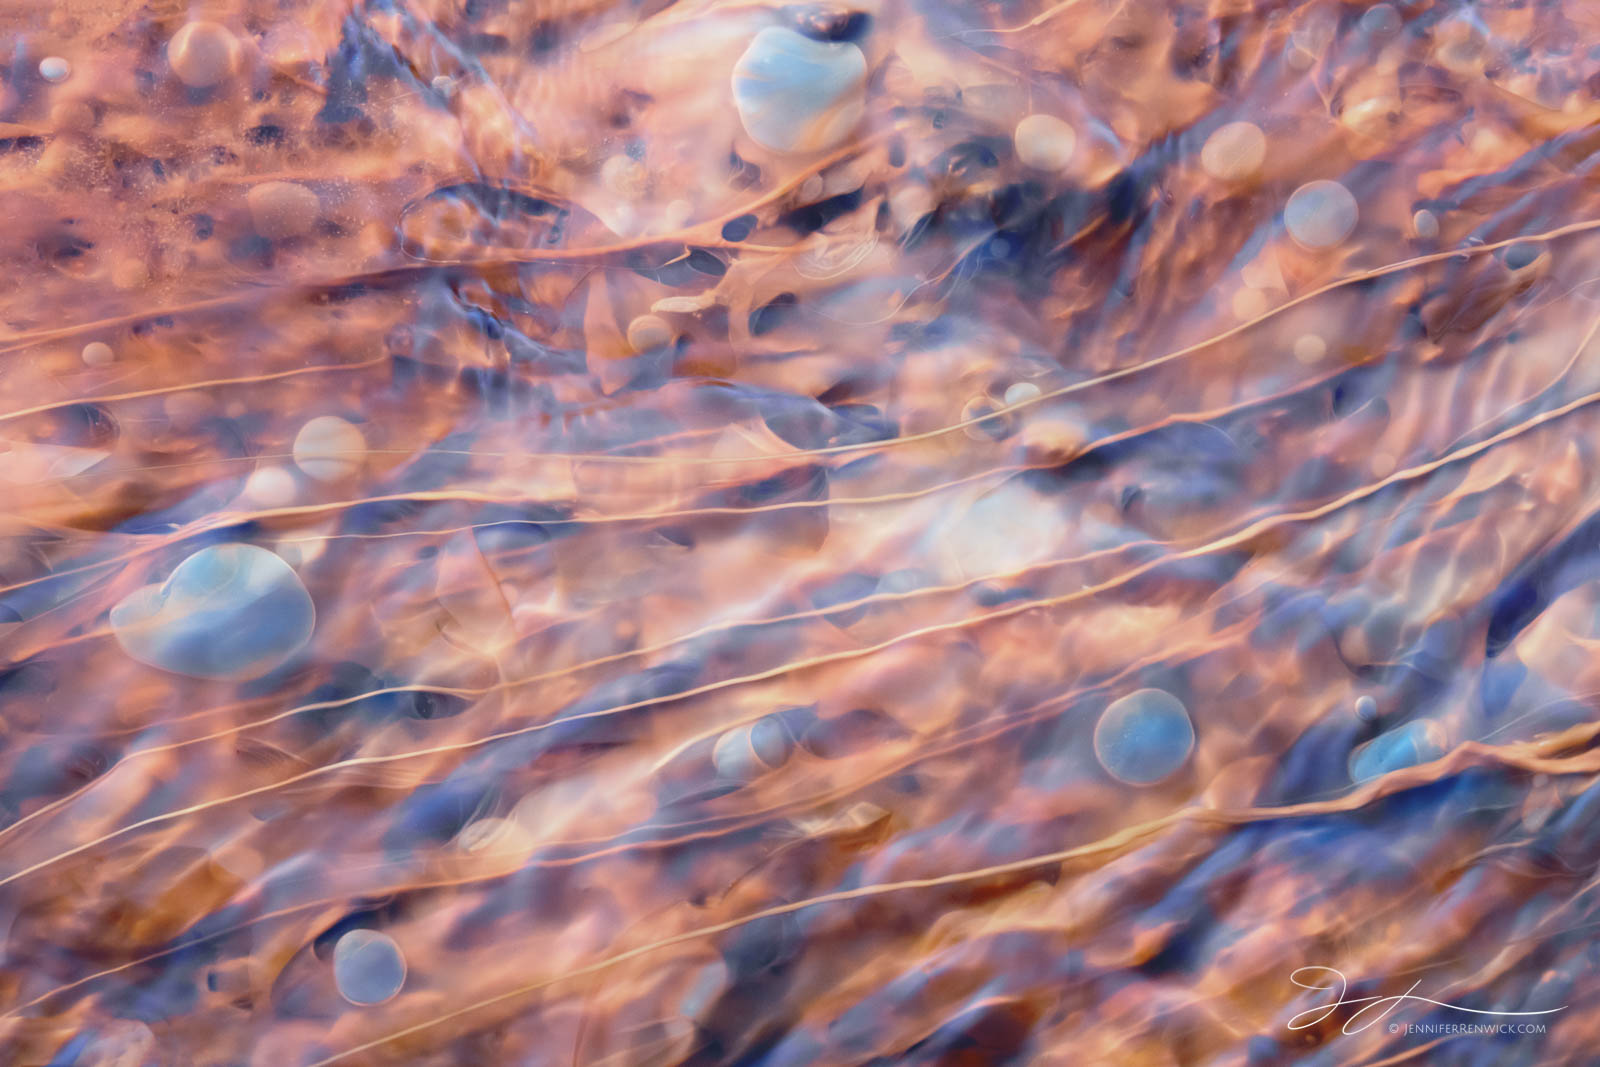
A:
626;314;674;353
1412;209;1440;239
1354;695;1379;722
1200;121;1266;182
1292;334;1327;364
109;544;315;680
293;416;365;482
168;21;238;88
1003;381;1043;406
333;929;406;1006
38;57;72;83
712;715;793;781
80;341;114;366
248;181;321;240
1093;689;1195;785
960;395;1012;441
243;465;297;507
731;28;867;154
1349;719;1446;783
939;482;1064;580
1013;114;1077;171
1360;4;1402;37
1284;179;1358;250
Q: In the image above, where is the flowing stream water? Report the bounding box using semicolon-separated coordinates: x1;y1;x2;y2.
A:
3;0;1600;1064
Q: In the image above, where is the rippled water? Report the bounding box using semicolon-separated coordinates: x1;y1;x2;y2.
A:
5;0;1600;1063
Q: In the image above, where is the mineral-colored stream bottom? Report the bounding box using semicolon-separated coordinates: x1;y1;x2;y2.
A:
4;0;1600;1063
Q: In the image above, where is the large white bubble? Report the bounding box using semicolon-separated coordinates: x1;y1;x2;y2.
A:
732;28;867;154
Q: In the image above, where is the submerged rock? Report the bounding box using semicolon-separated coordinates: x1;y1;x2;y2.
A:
109;544;315;680
732;27;867;154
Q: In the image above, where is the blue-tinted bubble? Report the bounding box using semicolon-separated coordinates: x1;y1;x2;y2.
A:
731;28;867;154
333;929;406;1005
1348;719;1447;783
1093;689;1195;785
109;543;315;680
712;715;794;781
1285;180;1358;249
